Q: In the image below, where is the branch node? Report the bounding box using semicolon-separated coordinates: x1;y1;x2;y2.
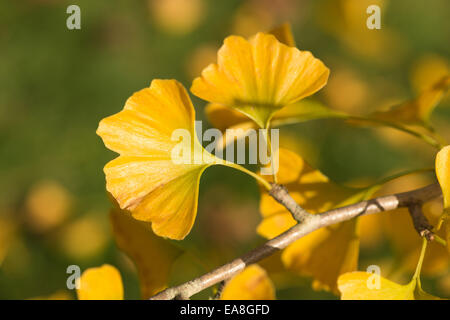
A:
269;183;311;223
407;204;435;241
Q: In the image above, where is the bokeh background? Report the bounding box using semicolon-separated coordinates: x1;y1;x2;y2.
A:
0;0;449;299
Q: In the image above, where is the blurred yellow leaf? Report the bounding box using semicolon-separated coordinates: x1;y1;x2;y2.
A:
323;68;370;114
436;145;450;208
110;208;183;299
433;145;450;254
230;1;279;38
148;0;204;35
191;32;329;128
97;79;220;240
221;265;275;300
372;75;450;125
186;44;219;80
258;148;369;293
317;0;403;63
338;272;416;300
283;220;360;294
359;213;384;249
77;264;124;300
58;214;109;261
410;54;449;94
25;180;72;233
338;271;445;300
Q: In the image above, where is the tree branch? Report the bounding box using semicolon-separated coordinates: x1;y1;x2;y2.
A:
150;183;442;300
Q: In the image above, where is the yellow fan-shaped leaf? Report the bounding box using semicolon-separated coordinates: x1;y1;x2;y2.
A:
338;271;446;300
436;145;450;208
77;264;124;300
97;79;219;240
258;148;368;293
221;265;275;300
372;75;450;125
338;272;416;300
192;32;330;128
110;208;183;299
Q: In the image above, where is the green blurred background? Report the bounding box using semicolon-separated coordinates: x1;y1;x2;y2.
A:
0;0;449;299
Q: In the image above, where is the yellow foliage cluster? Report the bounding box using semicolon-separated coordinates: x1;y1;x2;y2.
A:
88;23;450;300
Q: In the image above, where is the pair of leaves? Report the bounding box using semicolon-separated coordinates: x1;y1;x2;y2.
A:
371;75;450;126
97;25;333;240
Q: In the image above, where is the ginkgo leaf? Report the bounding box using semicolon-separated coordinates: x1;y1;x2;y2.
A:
436;145;450;209
338;271;446;300
258;148;370;293
221;264;275;300
110;208;183;299
202;24;340;133
338;272;416;300
372;75;450;125
191;32;330;128
435;147;450;255
97;79;220;240
77;264;124;300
